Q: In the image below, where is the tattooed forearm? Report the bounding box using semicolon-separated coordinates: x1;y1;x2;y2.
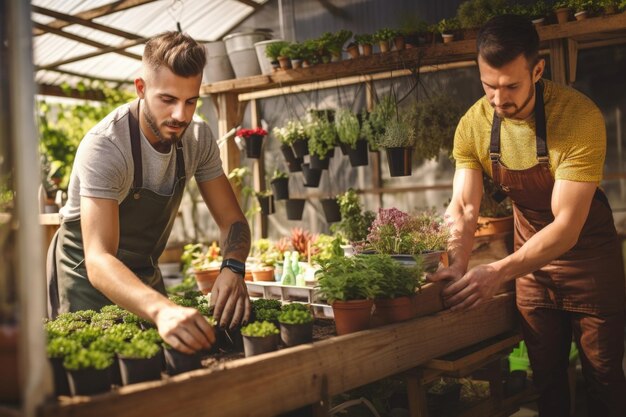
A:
222;221;251;260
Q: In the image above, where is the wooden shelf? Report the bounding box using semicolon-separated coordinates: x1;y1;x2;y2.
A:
200;13;626;96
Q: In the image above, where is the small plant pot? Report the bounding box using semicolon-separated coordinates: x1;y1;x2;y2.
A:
67;368;111;396
393;35;406;50
385;147;414;177
270;60;280;71
280;144;299;165
280;322;313;347
278;56;291;70
118;352;163;385
348;139;369;167
285;198;306;220
427;383;461;417
109;359;123;386
270;177;289;200
339;142;350;155
346;44;360;59
256;194;275;215
163;347;203;376
291;138;309;158
244;134;264;159
331;299;374;335
421;31;435;45
302;60;311;68
441;33;454;44
574;10;588;20
360;43;373;56
555;7;571;24
290;59;302;69
214;327;244;353
251;267;275;282
242;334;280;357
194;268;220;294
475;215;514;237
330;52;342;62
532;17;546;27
49;357;71;396
301;163;322;187
378;40;391;53
287;158;303;173
320;198;341;223
309;154;330;170
374;295;417;324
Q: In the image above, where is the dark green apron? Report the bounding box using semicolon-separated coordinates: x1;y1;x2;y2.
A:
50;99;186;314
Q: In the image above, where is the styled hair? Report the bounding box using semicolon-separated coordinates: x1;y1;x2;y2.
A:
476;14;539;68
143;31;206;77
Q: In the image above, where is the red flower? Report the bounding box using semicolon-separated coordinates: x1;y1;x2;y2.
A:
237;127;268;137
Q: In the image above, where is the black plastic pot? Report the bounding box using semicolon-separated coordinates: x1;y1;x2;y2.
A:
66;368;112;396
109;358;123;386
163;347;203;376
385;147;414;177
291;138;309;158
256;194;275;215
301;163;321;188
214;327;244;353
49;357;71;396
280;144;298;164
347;139;369;167
244;134;264;159
270;177;289;200
286;199;306;220
427;383;461;417
287;158;303;173
280;322;313;347
320;198;341;223
118;352;163;385
242;334;280;357
339;142;350;155
309;154;330;170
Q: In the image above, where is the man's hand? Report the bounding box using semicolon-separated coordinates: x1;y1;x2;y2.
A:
210;269;251;329
435;264;504;311
154;304;216;354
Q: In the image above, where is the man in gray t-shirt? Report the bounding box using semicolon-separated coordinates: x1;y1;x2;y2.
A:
50;32;251;355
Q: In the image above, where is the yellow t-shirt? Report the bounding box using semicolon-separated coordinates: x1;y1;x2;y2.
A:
453;79;606;183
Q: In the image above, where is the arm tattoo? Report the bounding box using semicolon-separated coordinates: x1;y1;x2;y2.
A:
222;221;251;259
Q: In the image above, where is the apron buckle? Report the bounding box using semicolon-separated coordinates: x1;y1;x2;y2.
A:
133;192;141;200
489;152;500;161
537;156;550;164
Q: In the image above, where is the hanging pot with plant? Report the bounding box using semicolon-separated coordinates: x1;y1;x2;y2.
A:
285;198;306;220
278;308;314;347
354;34;374;56
301;163;322;187
306;113;336;169
256;191;275;215
335;108;366;166
321;198;342;223
381;111;416;177
237;127;268;159
270;169;289;200
241;321;280;357
348;139;369;167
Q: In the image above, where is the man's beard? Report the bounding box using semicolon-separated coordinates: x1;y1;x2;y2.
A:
491;82;535;119
142;100;188;146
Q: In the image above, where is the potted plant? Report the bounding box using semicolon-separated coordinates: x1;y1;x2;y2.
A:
117;339;162;385
302;39;321;67
241;321;280;357
63;348;114;396
554;0;572;24
529;0;549;26
599;0;619;14
381;111;416;177
316;254;380;335
264;40;288;71
306;115;336;170
336;108;368;167
237;127;267;159
301;163;322;188
571;0;594;20
270;169;289;200
374;28;397;53
475;175;513;237
325;29;352;61
255;189;275;216
457;0;506;32
163;343;205;376
393;30;406;50
47;337;81;396
412;94;463;161
346;41;360;59
331;189;376;244
189;242;222;294
285;198;306;220
273;121;305;172
437;18;460;44
320;197;342;223
354;34;374;56
278;309;314;347
283;42;306;69
368;95;395;152
250;239;280;282
277;44;292;70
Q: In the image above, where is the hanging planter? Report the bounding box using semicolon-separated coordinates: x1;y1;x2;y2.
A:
194;267;220;294
280;144;298;164
385;147;414;177
320;198;341;223
285;198;306;220
348;139;369;167
309;153;330;170
301;163;322;187
339;142;350;155
237;128;268;159
256;193;275;215
332;299;374;335
270;176;289;200
287;158;303;173
163;347;203;376
374;295;417;324
292;138;309;158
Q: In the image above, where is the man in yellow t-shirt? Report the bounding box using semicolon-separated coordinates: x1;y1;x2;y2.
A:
431;15;625;417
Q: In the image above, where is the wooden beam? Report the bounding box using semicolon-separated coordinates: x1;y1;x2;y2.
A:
36;37;147;71
566;38;578;85
40;68;133;85
32;22;142;61
217;93;243;199
37;83;106;101
234;0;262;9
549;39;567;85
32;6;141;40
250;99;268;239
39;294;517;417
32;0;159;36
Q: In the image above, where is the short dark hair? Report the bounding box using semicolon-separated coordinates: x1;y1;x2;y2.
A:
476;14;539;68
143;31;206;77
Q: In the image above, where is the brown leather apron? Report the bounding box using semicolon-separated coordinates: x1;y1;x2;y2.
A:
489;81;625;417
48;99;186;315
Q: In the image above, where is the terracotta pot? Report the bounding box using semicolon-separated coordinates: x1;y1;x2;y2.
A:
251;267;275;282
291;59;302;69
245;270;253;281
555;7;571;24
574;10;588;20
194;268;220;294
475;215;514;237
361;44;373;56
393;35;406;50
278;56;291;70
0;326;19;402
332;299;374;335
442;33;454;44
375;295;417;324
346;44;360;59
378;40;391;53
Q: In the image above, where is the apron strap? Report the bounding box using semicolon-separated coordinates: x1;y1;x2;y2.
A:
46;229;60;319
534;82;548;163
128;99;143;189
175;141;186;181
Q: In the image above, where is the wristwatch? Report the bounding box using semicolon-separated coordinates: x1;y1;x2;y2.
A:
220;258;246;277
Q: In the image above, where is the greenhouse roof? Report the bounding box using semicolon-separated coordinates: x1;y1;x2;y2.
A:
32;0;268;95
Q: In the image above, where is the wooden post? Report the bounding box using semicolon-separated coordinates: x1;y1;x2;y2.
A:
406;370;429;417
216;92;243;200
566;38;578;85
549;39;567;85
249;99;268;239
365;80;383;208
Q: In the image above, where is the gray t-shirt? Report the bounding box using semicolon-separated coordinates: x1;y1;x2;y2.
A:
60;100;223;221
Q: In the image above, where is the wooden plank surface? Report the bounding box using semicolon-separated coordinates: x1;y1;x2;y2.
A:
40;294;516;417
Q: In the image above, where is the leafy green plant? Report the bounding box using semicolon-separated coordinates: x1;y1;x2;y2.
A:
569;0;594;12
316;255;380;303
281;303;311;313
335;108;361;148
278;309;313;325
252;238;281;267
437;18;461;35
271;169;288;181
132;329;163;345
553;0;570;9
122;313;152;328
252;298;283;312
254;308;281;323
273;119;307;146
457;0;507;29
118;340;161;359
63;348;114;371
412;95;463;160
265;41;289;60
169;294;198;308
280;42;307;60
241;321;279;337
369;95;396;148
72;310;97;322
104;323;141;341
44;319;87;339
196;303;212;317
306;116;336;158
331;189;376;243
374;28;398;42
359;111;377;150
89;334;126;354
311;234;345;264
364;254;423;298
529;0;550;19
70;326;104;347
380;112;416;148
354;34;374;45
47;338;81;359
